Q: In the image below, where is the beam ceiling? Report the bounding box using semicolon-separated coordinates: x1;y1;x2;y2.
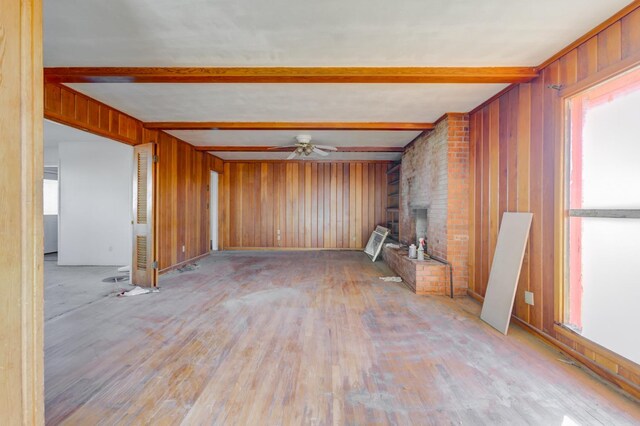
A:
145;122;434;131
193;146;404;152
44;67;538;84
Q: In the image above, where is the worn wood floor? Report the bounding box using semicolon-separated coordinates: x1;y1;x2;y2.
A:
45;251;640;425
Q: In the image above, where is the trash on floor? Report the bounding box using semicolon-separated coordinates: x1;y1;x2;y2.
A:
385;243;401;249
102;275;129;283
117;286;159;297
117;265;131;273
177;263;199;272
379;276;402;282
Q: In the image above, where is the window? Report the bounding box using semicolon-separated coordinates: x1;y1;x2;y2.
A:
43;179;59;215
565;66;640;365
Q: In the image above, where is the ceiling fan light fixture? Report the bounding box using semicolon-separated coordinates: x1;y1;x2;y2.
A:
296;134;312;144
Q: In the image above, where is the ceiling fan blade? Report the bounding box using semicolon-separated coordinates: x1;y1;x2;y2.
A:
268;144;298;150
312;147;329;156
286;151;298;160
314;145;338;151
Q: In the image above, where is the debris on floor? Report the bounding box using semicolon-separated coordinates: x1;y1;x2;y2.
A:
177;263;199;272
379;276;403;282
102;275;129;283
117;265;130;272
385;243;401;249
117;286;159;297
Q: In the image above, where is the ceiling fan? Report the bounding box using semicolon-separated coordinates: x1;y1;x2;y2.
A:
273;135;338;160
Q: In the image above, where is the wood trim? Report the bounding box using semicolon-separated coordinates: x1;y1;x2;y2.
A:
559;50;640;98
0;0;44;422
194;146;404;152
44;66;539;84
44;83;144;146
145;122;434;131
554;324;640;374
536;0;640;70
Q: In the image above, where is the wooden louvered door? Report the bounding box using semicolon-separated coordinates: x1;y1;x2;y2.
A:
132;143;156;287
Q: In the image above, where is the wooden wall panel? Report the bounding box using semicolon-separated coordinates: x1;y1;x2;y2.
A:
143;129;222;273
45;83;223;274
221;161;389;249
469;4;640;397
44;83;143;146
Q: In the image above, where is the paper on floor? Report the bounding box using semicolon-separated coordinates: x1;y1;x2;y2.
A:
118;286;158;297
379;276;402;282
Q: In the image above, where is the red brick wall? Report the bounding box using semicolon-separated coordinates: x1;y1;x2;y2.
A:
399;113;470;296
446;113;470;296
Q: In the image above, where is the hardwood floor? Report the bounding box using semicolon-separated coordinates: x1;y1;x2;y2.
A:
45;251;640;425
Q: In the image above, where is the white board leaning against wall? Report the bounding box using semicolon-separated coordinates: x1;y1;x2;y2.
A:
480;212;533;334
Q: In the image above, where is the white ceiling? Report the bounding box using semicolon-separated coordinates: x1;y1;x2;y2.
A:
66;83;482;160
166;130;420;147
45;0;632;160
67;83;504;123
44;0;630;67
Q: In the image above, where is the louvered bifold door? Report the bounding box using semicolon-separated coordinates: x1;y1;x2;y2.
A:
132;143;156;287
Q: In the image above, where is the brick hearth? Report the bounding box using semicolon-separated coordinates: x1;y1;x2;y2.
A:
381;245;447;295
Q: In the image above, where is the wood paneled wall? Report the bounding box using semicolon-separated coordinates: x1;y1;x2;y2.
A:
44;83;143;146
469;5;640;397
220;161;389;249
143;129;223;272
44;82;224;275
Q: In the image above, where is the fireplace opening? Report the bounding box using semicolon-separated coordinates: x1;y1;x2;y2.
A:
413;208;428;250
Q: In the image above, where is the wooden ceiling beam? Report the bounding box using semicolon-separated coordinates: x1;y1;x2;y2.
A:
193;146;404;152
145;122;434;131
44;67;538;84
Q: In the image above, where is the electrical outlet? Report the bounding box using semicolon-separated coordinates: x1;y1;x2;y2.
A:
182;245;185;253
525;291;534;306
277;235;281;241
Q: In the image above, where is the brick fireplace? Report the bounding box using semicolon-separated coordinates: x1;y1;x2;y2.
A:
382;113;469;297
411;208;429;248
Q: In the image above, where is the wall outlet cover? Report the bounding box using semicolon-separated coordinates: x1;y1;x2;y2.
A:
525;291;534;306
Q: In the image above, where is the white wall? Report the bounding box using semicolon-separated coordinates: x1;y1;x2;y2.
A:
43;169;59;254
58;139;133;266
44;145;59;167
44;216;58;254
